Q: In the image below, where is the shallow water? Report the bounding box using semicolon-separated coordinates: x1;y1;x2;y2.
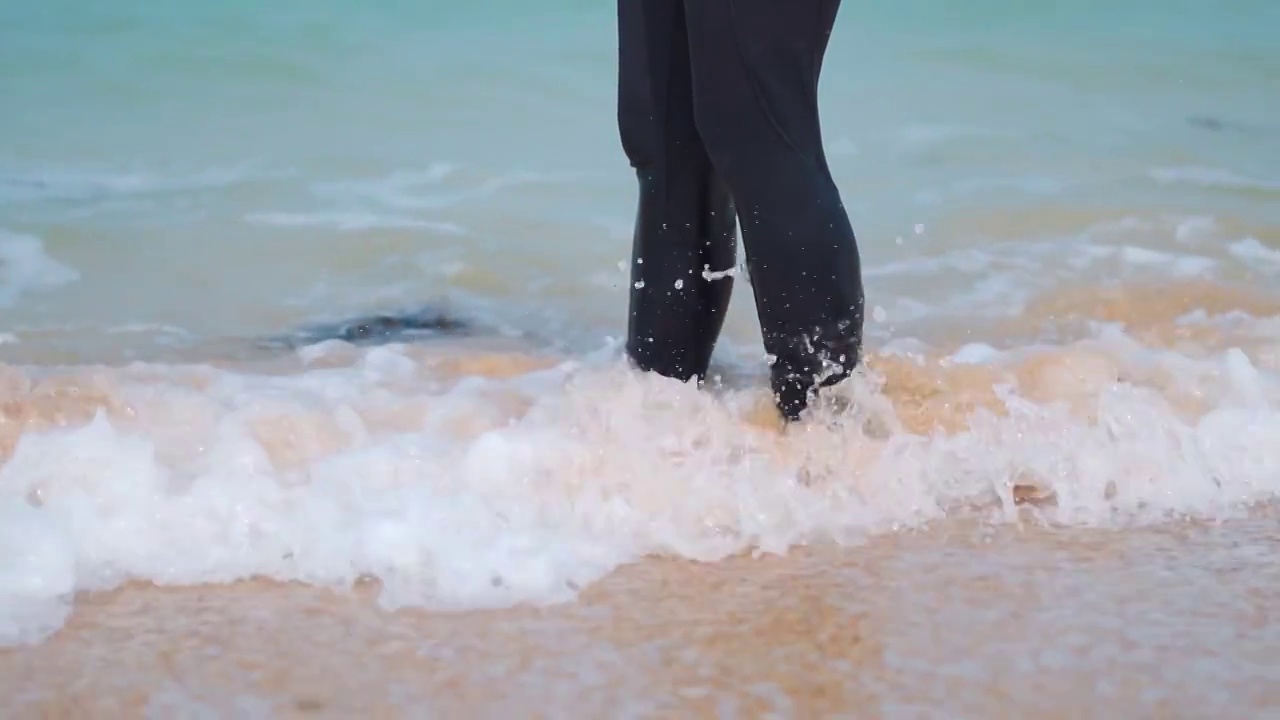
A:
2;1;1280;717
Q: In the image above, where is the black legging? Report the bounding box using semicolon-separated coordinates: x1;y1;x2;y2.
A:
617;0;865;420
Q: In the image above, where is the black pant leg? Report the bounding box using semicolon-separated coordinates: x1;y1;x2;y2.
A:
682;0;865;420
616;0;739;385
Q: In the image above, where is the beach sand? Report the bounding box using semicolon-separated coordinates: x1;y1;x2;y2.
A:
3;520;1279;718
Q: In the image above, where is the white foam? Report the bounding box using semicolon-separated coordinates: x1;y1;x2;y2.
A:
0;229;80;308
244;211;466;235
1174;216;1218;244
1117;246;1217;276
310;165;592;212
104;323;192;337
1228;238;1280;265
0;501;76;646
1148;167;1280;193
948;343;1003;364
856;217;1260;330
897;123;1000;149
2;320;1280;646
0;166;272;204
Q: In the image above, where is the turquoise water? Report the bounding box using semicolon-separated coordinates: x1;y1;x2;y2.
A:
2;1;1277;359
2;4;1280;710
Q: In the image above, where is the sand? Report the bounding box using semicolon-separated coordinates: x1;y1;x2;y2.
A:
3;520;1279;719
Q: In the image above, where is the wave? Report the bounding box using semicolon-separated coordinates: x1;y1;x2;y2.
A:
0;166;278;205
2;280;1279;646
1149;166;1280;194
243;211;466;235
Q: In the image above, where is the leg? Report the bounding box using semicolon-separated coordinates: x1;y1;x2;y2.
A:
683;0;864;420
617;0;739;384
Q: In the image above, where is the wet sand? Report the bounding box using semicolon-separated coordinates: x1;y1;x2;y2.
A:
3;519;1279;719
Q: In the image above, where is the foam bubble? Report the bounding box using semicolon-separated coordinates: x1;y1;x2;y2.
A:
0;229;80;308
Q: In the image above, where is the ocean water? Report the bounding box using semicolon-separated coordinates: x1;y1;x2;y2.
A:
3;1;1280;715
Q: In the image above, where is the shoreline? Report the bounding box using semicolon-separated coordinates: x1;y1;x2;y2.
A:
3;518;1277;718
